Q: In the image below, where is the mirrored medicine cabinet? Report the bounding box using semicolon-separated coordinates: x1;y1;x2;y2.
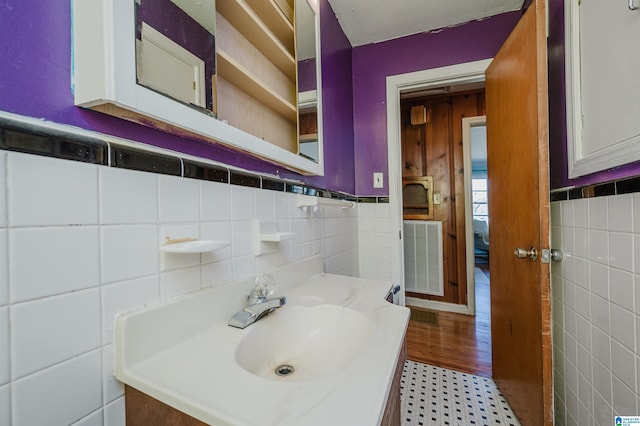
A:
72;0;323;175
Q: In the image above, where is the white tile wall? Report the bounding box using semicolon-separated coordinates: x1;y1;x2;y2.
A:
10;226;100;302
100;167;158;224
357;202;392;281
552;193;639;425
11;289;101;379
1;150;362;424
0;307;8;385
13;350;102;425
0;151;6;229
8;153;99;227
0;384;9;426
158;174;200;223
0;230;7;306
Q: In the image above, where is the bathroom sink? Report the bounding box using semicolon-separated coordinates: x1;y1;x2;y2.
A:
234;305;371;381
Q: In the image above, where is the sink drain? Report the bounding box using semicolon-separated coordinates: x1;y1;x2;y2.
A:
275;364;295;377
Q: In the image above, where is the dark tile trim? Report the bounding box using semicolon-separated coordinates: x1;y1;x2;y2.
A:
285;184;332;197
568;188;583;200
229;171;260;188
183;160;228;183
261;177;285;192
111;146;182;176
550;191;568;202
552;175;640;202
1;128;108;165
357;197;378;203
285;184;305;194
0;118;393;203
616;176;640;195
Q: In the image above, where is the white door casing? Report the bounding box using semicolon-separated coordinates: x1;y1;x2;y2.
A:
385;59;491;312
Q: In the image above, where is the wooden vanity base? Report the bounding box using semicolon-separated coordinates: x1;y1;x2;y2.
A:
381;340;407;426
125;385;207;426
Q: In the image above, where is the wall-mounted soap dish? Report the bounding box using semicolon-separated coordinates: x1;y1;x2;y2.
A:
254;220;294;255
160;238;230;254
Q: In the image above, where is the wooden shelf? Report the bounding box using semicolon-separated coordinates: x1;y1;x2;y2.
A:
299;133;318;143
217;49;297;123
244;0;294;52
273;0;294;22
216;0;295;81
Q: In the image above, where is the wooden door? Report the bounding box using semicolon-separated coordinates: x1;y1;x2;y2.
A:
485;0;552;425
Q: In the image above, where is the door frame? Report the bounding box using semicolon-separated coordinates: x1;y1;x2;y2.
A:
385;59;491;312
462;115;488;316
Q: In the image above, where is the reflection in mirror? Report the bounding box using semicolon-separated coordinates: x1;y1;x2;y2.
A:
296;0;321;163
135;0;217;116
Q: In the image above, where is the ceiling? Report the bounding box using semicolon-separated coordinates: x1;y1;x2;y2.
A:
326;0;524;47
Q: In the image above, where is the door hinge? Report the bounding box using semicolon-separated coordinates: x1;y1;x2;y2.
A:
193;81;196;90
399;230;402;240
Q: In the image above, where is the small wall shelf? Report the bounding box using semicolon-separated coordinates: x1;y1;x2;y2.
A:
258;232;295;242
296;194;356;209
160;239;230;254
254;220;294;255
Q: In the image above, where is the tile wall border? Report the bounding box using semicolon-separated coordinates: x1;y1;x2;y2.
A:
550;175;640;202
0;114;393;204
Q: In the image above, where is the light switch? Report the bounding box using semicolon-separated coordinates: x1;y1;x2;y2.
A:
373;172;384;188
433;193;442;205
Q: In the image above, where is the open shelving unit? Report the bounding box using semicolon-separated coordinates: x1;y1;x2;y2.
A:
216;50;297;122
216;0;298;153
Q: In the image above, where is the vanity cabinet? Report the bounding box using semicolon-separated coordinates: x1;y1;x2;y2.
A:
125;385;206;426
381;340;406;426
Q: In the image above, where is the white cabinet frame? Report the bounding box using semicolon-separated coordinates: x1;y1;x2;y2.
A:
72;0;323;175
565;0;640;178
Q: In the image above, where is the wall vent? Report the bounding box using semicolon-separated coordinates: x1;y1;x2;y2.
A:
403;220;444;296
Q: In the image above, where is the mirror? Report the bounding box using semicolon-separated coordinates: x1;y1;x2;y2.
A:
296;0;322;164
73;0;324;175
135;0;217;116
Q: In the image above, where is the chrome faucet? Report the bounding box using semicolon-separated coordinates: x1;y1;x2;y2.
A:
228;274;286;329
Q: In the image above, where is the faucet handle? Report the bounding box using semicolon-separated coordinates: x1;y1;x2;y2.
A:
248;273;276;304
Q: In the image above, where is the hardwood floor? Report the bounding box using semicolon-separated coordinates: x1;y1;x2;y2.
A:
406;267;492;377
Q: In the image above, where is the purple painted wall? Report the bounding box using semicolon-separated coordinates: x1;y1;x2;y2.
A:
303;0;355;193
0;0;355;192
351;12;522;196
547;0;640;189
297;58;317;92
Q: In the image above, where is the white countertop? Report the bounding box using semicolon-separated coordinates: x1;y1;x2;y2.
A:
115;256;409;426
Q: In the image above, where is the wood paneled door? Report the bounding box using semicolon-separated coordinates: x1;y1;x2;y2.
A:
400;91;486;306
485;0;552;424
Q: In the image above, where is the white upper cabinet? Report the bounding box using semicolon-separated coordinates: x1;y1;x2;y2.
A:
72;0;324;176
565;0;640;178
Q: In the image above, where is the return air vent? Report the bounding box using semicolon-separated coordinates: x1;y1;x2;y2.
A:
403;220;444;296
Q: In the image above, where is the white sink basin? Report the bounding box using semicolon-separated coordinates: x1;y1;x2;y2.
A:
114;256;410;425
235;305;371;381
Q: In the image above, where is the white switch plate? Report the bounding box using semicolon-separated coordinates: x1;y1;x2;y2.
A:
433;193;441;204
373;172;384;188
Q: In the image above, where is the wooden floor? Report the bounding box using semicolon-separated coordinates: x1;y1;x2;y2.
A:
406;267;492;377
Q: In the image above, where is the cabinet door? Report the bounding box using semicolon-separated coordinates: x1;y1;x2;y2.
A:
566;0;640;178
